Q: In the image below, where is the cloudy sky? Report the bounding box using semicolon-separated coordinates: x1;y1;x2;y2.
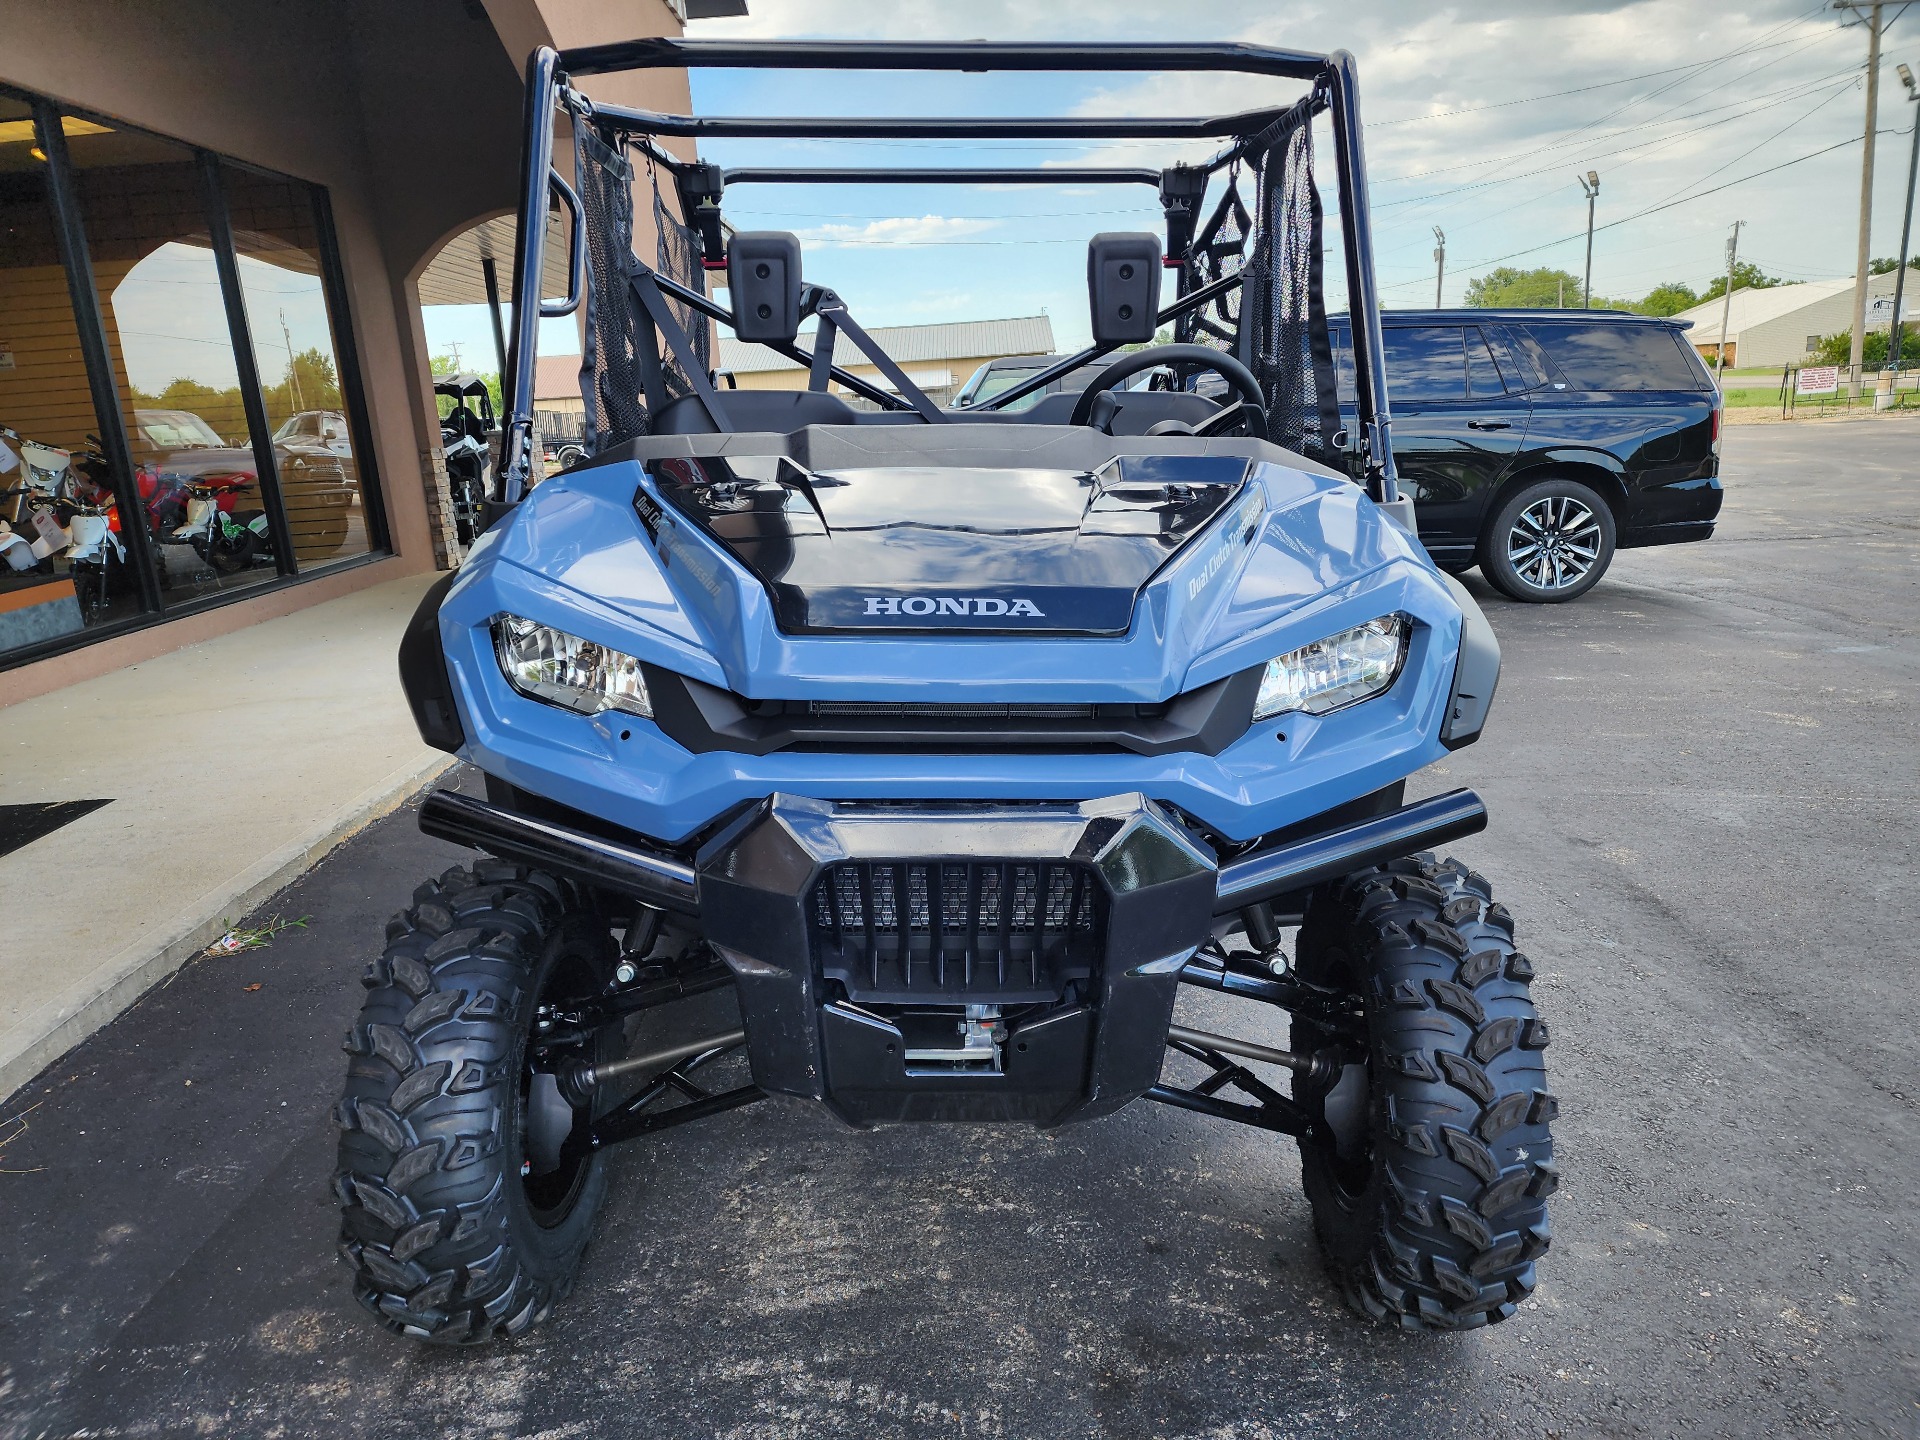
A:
427;0;1920;358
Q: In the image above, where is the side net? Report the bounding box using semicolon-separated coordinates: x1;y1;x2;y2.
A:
573;124;713;453
576;123;648;451
651;173;710;401
1180;95;1341;463
1175;178;1249;354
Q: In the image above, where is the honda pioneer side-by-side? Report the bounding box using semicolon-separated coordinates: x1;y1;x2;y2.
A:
337;39;1557;1345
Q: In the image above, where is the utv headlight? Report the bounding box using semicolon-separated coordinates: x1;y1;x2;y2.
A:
1253;615;1409;720
493;616;652;718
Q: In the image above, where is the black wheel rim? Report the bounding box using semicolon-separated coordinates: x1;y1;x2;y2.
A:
518;949;601;1224
1293;944;1377;1203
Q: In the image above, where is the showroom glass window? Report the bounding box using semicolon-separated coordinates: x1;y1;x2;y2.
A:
66;119;284;607
0;99;133;649
223;163;374;567
0;86;383;670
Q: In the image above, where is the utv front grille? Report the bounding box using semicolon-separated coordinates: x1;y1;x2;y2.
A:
809;859;1105;1004
806;700;1100;720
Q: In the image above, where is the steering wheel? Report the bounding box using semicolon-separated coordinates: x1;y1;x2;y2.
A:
1067;342;1269;440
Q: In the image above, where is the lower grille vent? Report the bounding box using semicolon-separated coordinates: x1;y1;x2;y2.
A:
809;859;1103;1003
805;700;1101;720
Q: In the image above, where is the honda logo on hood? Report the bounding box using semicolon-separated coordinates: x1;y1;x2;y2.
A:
863;595;1046;618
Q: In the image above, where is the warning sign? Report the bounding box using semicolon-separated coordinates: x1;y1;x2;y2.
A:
1796;365;1840;396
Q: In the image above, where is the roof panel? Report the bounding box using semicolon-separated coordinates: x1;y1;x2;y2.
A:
717;313;1055;373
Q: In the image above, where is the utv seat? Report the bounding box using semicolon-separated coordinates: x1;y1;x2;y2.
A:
652;384;1226;435
652;389;859;434
1018;390;1221;434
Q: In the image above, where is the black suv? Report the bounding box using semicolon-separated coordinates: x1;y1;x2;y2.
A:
1329;310;1723;601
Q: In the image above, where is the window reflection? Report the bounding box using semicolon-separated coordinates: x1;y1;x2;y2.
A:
65;120;284;604
1381;327;1468;404
225;164;369;567
0;98;146;649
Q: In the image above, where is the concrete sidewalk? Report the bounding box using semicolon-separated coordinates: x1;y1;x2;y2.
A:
0;572;452;1101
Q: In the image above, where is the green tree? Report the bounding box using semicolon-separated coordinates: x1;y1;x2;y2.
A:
1634;281;1700;317
1867;255;1920;275
1463;266;1587;308
260;347;342;425
130;377;249;445
1699;261;1781;304
1811;329;1920;367
430;353;502;417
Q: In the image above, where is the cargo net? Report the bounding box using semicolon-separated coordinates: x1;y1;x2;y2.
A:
1177;94;1341;462
574;124;711;453
1177;177;1249;351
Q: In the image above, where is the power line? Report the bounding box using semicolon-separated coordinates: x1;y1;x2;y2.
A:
1447;4;1837;180
1376;69;1846;193
1448;132;1874;274
1635;72;1859;212
1363;72;1863;271
1369;26;1840;127
1366;44;1871;266
1374;69;1859;219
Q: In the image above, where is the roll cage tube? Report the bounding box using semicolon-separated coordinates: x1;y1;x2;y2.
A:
496;40;1399;506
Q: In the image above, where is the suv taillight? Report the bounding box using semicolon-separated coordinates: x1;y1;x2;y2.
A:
1711;402;1722;456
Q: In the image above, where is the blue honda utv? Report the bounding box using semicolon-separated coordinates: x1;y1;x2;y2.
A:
338;39;1556;1344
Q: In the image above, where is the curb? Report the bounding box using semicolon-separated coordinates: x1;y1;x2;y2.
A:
0;751;456;1105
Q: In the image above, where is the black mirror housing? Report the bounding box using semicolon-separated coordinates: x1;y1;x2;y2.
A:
1087;232;1162;346
727;232;804;344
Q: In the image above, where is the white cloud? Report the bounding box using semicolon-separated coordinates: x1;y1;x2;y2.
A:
686;1;1906;312
794;215;1001;246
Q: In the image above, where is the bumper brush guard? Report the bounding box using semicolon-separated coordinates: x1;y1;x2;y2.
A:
420;787;1488;1128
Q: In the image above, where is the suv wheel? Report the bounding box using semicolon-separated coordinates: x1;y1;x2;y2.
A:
1479;478;1615;603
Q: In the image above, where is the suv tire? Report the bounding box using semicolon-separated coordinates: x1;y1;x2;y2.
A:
335;860;614;1344
1292;855;1557;1329
1479;477;1616;602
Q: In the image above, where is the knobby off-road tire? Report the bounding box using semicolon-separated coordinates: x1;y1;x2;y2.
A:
335;860;615;1344
1292;854;1557;1329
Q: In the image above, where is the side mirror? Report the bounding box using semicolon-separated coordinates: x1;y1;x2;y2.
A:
1087;232;1162;346
728;232;803;344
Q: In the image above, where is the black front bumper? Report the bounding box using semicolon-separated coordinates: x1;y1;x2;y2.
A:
418;786;1488;1128
696;793;1217;1127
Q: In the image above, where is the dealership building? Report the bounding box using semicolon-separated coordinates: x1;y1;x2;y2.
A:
1673;268;1913;369
0;0;731;704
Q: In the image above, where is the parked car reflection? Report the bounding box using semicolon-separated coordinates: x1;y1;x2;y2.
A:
132;408;354;555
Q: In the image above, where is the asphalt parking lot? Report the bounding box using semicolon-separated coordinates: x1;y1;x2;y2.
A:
2;416;1916;1440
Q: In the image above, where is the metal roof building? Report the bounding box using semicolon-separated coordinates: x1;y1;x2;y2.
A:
717;313;1057;404
1673;271;1911;369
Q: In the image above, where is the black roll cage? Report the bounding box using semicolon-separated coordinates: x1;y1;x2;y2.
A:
497;39;1399;507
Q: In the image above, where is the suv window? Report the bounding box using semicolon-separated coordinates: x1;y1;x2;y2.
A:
1465;328;1506;397
1381;326;1466;402
1517;322;1709;392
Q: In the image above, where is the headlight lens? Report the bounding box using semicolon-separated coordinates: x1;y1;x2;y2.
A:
493;616;652;718
1253;615;1409;720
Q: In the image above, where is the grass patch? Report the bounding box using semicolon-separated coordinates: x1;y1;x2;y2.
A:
205;913;310;956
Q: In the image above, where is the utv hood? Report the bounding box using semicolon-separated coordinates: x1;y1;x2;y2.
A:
645;453;1249;635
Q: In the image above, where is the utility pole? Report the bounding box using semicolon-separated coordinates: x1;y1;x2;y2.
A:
1577;170;1600;307
1558;276;1565;308
1433;227;1446;307
1837;0;1886;396
279;309;305;412
1890;63;1918;372
1716;221;1745;383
